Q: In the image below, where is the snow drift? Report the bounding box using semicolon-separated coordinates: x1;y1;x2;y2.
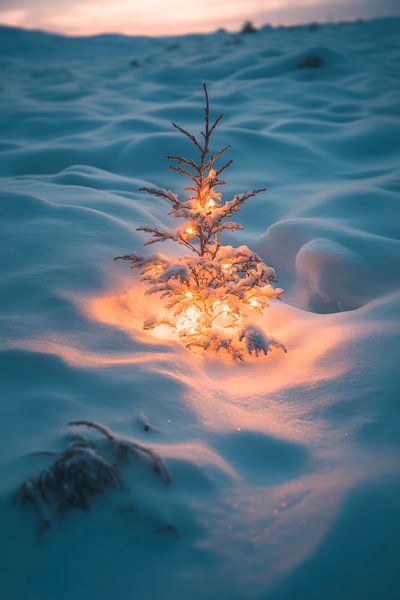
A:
0;18;399;600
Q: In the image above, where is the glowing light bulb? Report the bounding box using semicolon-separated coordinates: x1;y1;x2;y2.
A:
222;263;231;271
250;299;259;307
176;306;202;335
185;226;194;235
185;291;193;298
207;199;215;208
222;304;230;313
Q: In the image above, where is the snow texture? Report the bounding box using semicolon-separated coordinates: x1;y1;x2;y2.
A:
0;17;400;600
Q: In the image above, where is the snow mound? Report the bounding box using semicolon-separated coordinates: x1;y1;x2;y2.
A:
293;238;363;313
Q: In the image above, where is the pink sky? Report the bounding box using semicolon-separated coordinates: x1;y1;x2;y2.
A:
0;0;398;36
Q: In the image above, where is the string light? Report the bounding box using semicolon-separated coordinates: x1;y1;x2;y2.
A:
176;306;202;334
117;84;287;360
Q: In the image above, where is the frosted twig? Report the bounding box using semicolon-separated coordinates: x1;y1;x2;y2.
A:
69;421;171;485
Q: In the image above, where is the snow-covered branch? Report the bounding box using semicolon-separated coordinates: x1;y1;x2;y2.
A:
139;187;180;207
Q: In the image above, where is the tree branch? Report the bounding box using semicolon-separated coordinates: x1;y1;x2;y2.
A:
172;122;202;152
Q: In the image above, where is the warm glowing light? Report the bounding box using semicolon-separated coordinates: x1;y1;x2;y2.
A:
87;288;349;386
176;306;202;334
116;85;286;361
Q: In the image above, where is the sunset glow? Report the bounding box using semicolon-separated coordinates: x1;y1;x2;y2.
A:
0;0;398;36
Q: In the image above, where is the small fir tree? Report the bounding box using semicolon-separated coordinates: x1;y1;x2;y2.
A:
116;85;286;361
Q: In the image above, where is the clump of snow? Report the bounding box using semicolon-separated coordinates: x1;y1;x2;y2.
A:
239;323;287;357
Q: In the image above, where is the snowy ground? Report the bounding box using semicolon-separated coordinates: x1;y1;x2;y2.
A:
0;18;399;600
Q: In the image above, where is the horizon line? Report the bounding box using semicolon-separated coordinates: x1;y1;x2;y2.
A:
0;13;397;40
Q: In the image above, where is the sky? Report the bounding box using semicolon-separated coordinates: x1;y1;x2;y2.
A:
0;0;399;36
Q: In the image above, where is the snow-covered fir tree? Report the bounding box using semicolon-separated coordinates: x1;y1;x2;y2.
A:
116;85;286;360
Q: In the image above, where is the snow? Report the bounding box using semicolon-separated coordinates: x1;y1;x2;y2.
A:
1;18;400;599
